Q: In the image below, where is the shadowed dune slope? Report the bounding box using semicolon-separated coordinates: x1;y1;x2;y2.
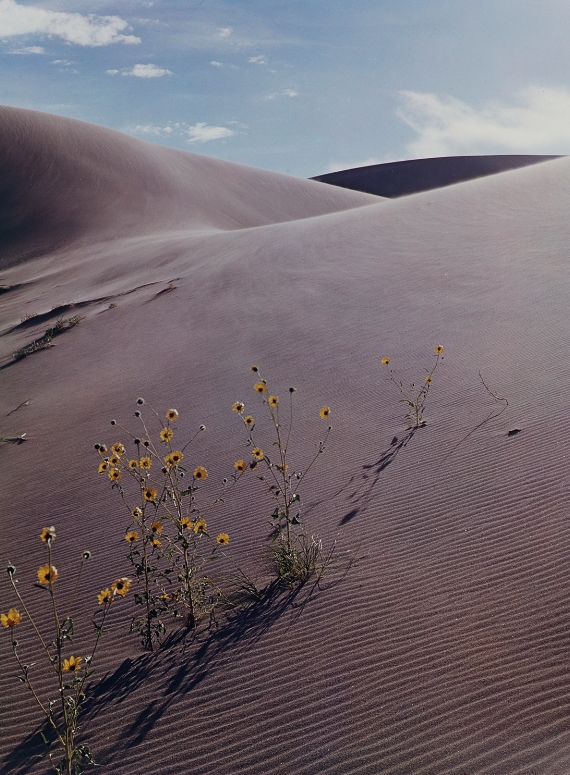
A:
312;154;563;197
3;112;570;775
0;106;380;270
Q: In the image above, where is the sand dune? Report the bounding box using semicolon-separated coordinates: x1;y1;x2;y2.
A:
2;107;570;775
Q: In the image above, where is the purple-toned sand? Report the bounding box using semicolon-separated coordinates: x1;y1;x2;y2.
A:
2;105;570;775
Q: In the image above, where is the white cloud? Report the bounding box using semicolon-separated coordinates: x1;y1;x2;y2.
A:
248;55;266;65
0;0;140;46
51;59;73;65
218;27;232;38
185;122;234;143
210;60;223;66
265;88;298;100
397;86;570;157
108;63;172;78
9;44;44;53
135;124;172;135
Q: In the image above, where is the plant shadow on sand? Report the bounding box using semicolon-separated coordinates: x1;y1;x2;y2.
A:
0;576;341;772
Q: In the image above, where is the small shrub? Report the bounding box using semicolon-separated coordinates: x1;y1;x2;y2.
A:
382;345;444;428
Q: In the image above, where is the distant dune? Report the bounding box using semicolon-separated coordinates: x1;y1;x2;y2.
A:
312;154;563;197
3;106;570;775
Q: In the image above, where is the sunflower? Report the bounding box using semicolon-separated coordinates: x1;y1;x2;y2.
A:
166;409;179;421
125;531;139;543
151;538;162;548
150;521;163;534
268;395;279;407
111;443;125;456
243;415;255;427
160;427;174;443
232;401;245;413
193;466;208;480
108;468;121;481
276;464;289;473
98;461;109;474
37;564;58;585
252;447;264;460
435;345;444;354
108;455;121;466
40;526;56;543
97;588;113;606
143;487;157;502
234;459;247;472
63;656;83;673
319;406;330;419
381;357;390;366
254;381;267;394
131;507;143;518
128;459;139;469
425;375;433;384
111;577;132;597
140;457;152;470
193;519;207;534
216;533;230;545
165;451;184;467
180;517;193;530
1;608;22;628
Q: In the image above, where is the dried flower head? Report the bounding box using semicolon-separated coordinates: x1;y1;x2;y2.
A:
150;521;163;534
319;406;330;419
193;466;208;480
425;375;433;384
254;381;267;394
97;588;113;606
234;459;247;472
40;526;56;543
435;345;444;354
216;533;230;545
1;608;22;628
137;397;145;405
381;357;390;366
268;395;279;407
37;564;58;585
125;531;139;543
193;519;207;534
252;447;264;460
251;365;259;373
166;409;179;421
63;656;83;673
6;564;15;576
131;507;143;518
98;444;107;455
160;427;174;443
151;538;162;548
112;577;132;597
199;424;206;431
232;401;245;413
143;487;157;502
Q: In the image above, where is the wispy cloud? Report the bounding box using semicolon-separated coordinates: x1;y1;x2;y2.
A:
8;45;44;54
133;121;235;143
107;64;172;78
248;55;267;65
0;0;140;46
218;27;232;38
397;86;570;157
265;88;298;100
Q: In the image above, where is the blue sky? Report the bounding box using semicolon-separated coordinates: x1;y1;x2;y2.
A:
2;0;570;177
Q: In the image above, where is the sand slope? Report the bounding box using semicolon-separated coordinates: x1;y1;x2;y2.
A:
2;108;570;775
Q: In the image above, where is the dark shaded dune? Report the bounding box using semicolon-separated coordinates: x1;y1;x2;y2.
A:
0;106;380;270
311;154;563;197
3;112;570;774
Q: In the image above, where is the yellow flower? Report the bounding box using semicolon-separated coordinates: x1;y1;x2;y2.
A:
232;402;245;413
98;461;109;474
125;531;139;543
216;533;230;545
252;447;264;460
151;538;162;548
193;466;208;480
63;656;83;673
160;427;174;443
97;588;113;605
166;450;184;467
166;409;179;421
111;443;125;456
435;345;444;354
1;608;22;628
150;521;163;534
381;357;390;366
143;487;157;502
108;455;121;466
234;459;247;472
140;457;152;470
160;593;170;601
244;415;255;427
38;564;58;585
40;526;56;543
268;395;279;407
276;464;289;473
180;517;193;530
193;519;207;534
254;381;267;394
128;459;139;469
108;468;121;481
111;577;132;597
425;375;433;384
319;406;330;419
131;507;143;518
